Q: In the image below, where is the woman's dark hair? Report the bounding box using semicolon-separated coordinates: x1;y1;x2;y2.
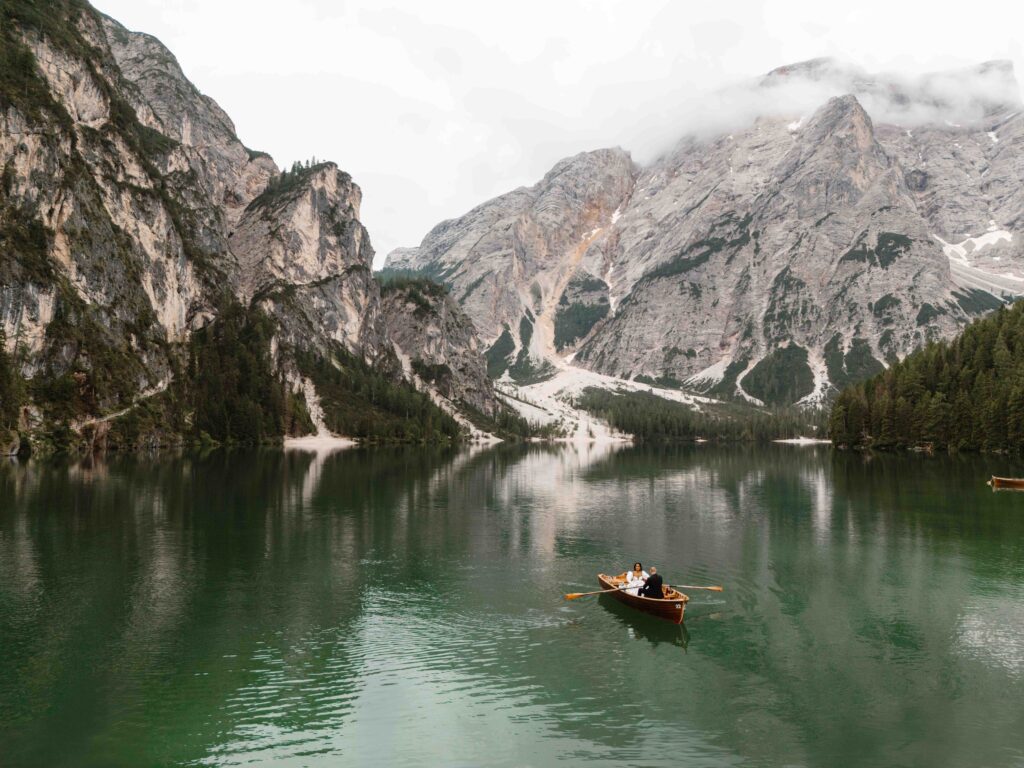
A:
633;562;643;571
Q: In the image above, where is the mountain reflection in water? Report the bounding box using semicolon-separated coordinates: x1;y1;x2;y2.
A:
2;444;1024;767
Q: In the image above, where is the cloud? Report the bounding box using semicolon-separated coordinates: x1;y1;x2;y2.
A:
623;59;1023;164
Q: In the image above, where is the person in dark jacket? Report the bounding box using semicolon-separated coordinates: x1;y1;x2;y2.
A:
639;566;664;599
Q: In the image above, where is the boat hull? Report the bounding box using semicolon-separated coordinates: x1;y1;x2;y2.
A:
598;573;688;624
990;476;1024;490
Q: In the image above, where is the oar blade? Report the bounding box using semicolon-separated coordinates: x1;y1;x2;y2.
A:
671;584;725;592
564;593;584;600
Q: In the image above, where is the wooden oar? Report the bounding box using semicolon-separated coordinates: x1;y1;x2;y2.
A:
564;584;634;600
668;584;724;592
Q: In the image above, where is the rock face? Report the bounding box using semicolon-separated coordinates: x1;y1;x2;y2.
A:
389;148;637;378
100;15;276;232
388;60;1024;405
0;1;484;447
380;279;499;416
2;7;214;405
230;164;388;360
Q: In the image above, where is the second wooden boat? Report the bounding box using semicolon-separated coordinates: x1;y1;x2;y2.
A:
597;573;689;624
990;476;1024;490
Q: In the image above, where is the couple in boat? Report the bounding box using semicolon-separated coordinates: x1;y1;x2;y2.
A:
622;562;664;599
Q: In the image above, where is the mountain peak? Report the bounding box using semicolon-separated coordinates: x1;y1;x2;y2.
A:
814;93;871;124
540;147;634;186
977;59;1015;76
754;58;1022;129
763;57;846;81
789;94;877;153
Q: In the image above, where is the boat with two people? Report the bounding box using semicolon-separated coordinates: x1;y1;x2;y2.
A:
564;567;724;625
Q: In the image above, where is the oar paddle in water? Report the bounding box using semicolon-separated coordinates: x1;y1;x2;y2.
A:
564;585;634;600
667;584;724;592
564;583;724;599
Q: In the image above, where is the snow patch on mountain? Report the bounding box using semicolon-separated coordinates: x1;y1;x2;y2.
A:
796;352;832;407
734;363;765;407
686;358;730;388
933;227;1013;262
498;360;718;442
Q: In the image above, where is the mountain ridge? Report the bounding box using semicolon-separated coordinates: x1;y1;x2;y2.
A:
386;58;1024;408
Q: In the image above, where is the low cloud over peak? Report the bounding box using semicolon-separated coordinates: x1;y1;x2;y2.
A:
649;58;1022;157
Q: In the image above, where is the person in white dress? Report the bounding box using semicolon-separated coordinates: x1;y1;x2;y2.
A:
623;562;648;596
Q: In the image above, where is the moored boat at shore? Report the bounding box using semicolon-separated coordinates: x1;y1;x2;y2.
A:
597;573;688;624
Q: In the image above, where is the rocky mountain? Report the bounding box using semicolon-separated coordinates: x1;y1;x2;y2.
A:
0;0;498;452
388;59;1024;407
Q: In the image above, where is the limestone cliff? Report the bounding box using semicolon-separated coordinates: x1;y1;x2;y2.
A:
0;0;473;451
231;163;388;360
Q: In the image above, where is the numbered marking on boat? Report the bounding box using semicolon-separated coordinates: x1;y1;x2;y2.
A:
676;604;682;609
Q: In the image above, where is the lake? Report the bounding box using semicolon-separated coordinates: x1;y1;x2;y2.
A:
2;444;1023;767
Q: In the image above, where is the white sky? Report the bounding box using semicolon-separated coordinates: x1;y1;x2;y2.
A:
92;0;1024;267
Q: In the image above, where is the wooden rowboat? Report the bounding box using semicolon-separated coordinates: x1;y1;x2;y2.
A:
597;573;689;624
989;476;1024;490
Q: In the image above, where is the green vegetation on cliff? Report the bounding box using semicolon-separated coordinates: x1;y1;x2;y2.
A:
742;346;815;406
0;0;86;125
824;335;885;390
485;328;515;378
189;303;285;445
0;330;25;447
507;317;554;384
829;300;1024;451
553;300;608;351
0;196;53;285
635;213;751;285
577;388;825;443
839;232;912;269
453;398;561;442
377;273;449;319
245;159;340;211
296;346;460;443
29;281;154;427
8;296;463;452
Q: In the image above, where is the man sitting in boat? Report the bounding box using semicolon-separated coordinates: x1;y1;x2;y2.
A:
638;566;664;599
624;562;648;595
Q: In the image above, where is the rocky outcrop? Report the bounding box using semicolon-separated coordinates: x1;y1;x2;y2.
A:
100;14;276;231
231;163;389;360
388;60;1024;406
2;6;212;403
380;279;498;416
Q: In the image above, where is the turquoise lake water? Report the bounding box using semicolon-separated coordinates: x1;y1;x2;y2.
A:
2;444;1023;767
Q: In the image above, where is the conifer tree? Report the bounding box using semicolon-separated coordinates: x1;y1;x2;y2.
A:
830;299;1024;451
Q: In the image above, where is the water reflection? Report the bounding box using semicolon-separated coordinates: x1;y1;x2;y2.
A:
1;445;1024;766
598;595;691;650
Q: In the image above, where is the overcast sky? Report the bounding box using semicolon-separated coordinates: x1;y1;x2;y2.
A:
93;0;1023;267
